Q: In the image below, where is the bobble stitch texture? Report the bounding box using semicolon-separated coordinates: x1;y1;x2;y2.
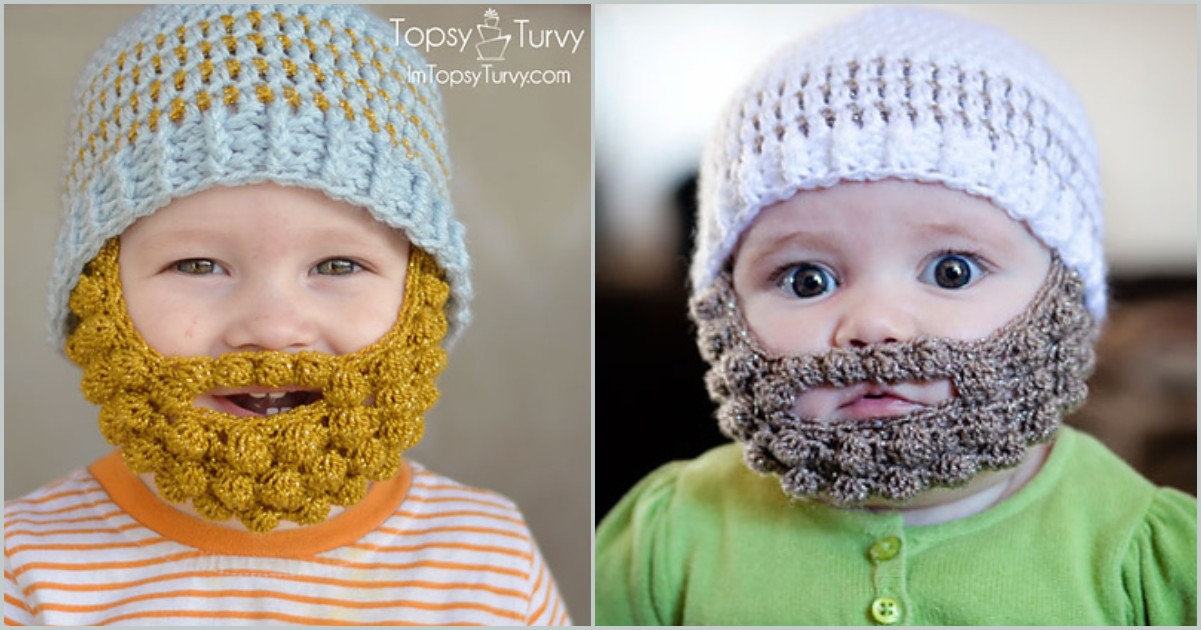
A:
690;257;1097;504
67;238;449;532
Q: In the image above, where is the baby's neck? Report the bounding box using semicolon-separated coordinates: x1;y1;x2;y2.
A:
861;441;1052;527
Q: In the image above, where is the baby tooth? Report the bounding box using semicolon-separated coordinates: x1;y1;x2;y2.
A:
268;392;286;400
280;406;293;413
266;407;279;415
249;393;268;399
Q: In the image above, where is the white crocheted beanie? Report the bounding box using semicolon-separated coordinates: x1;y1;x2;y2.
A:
49;4;471;349
693;6;1106;320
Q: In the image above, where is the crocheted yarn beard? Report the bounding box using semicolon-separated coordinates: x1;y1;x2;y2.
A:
690;257;1096;505
65;239;449;533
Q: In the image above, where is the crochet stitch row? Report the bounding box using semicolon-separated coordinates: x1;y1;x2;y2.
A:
66;9;447;196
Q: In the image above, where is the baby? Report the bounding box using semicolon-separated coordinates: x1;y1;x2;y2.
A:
597;7;1196;625
4;5;568;625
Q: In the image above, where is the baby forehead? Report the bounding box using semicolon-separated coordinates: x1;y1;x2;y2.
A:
120;183;410;245
737;179;1043;255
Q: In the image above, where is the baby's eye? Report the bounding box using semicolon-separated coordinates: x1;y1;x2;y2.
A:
173;259;223;275
314;258;361;276
921;253;984;289
780;263;838;298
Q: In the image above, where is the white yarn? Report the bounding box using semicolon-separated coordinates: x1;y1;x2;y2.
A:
693;6;1107;320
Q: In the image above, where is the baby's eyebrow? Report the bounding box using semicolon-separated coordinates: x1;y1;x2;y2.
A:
136;226;391;252
134;228;225;254
740;229;840;267
919;220;980;237
755;226;842;251
137;224;236;243
913;219;1008;247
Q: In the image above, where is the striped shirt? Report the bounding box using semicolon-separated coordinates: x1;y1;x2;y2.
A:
4;452;570;626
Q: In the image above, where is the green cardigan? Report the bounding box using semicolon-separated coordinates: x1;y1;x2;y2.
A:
596;427;1196;625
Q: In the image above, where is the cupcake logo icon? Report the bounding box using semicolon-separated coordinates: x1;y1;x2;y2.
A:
474;8;511;61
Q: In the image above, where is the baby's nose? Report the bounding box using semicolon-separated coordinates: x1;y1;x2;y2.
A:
831;288;916;348
222;284;320;352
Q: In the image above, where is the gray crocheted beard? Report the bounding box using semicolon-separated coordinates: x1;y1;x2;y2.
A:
690;257;1097;505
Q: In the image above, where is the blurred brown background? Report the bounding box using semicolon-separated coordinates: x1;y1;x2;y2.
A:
1074;282;1196;496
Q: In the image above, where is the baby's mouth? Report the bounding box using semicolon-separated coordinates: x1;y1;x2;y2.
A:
213;390;323;417
835;385;924;420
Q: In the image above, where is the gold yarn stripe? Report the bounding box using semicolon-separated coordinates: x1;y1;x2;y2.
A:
67;14;449;193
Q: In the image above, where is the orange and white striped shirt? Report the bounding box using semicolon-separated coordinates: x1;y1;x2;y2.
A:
4;452;570;626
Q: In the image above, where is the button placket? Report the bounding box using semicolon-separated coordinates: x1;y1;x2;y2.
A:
866;532;908;625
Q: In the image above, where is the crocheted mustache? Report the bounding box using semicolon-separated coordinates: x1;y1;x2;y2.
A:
65;239;449;532
690;257;1096;505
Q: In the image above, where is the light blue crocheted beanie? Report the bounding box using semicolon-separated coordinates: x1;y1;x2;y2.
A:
49;4;471;349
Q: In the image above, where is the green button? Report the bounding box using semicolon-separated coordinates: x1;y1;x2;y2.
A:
870;596;902;625
869;535;902;561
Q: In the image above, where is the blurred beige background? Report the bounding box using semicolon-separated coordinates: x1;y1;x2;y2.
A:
3;4;590;621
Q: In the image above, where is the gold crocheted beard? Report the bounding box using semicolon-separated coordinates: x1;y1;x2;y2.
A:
691;256;1097;505
65;239;449;533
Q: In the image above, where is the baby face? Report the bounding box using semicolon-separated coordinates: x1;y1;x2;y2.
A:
732;179;1051;422
119;182;411;418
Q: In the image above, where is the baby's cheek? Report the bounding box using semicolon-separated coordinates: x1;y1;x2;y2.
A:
126;300;211;358
334;306;402;354
742;301;829;356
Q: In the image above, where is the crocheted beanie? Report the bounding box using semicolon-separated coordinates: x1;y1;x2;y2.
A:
49;4;470;349
693;6;1106;320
